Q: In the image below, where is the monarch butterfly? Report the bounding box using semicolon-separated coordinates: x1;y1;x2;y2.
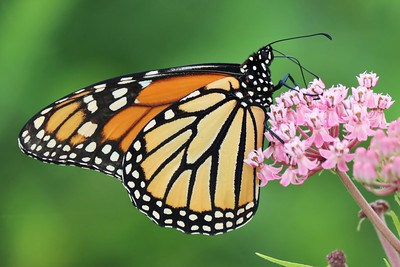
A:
18;33;330;235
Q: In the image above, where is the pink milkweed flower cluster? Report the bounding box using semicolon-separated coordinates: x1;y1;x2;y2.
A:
245;72;394;187
353;119;400;195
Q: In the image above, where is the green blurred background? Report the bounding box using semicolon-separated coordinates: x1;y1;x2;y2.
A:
2;0;400;266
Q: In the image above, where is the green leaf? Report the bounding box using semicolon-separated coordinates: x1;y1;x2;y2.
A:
388;210;400;237
383;257;391;267
255;252;315;267
395;193;400;207
357;217;366;232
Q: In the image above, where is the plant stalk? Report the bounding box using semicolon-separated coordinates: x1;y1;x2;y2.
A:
374;213;400;267
336;170;400;253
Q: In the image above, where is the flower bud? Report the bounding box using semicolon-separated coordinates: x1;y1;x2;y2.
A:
326;250;347;267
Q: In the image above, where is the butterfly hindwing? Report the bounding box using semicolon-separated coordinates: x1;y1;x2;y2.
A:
122;77;266;234
18;65;240;179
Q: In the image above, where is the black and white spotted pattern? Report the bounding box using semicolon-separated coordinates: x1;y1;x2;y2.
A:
18;76;148;179
239;45;275;107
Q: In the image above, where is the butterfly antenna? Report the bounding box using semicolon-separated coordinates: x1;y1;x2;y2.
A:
267;32;332;46
267;33;331;89
286;56;308;87
274;50;319;87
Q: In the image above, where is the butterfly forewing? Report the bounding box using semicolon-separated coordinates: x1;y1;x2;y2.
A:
122;77;266;234
18;66;238;179
18;43;276;235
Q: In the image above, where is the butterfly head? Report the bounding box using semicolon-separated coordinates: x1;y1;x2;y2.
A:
239;45;275;107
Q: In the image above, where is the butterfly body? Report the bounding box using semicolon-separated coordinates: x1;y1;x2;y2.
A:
19;45;276;235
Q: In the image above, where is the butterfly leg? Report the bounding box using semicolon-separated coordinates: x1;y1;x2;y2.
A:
264;121;284;144
274;73;300;91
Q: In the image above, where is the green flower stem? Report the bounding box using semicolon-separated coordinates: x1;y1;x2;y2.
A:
336;170;400;253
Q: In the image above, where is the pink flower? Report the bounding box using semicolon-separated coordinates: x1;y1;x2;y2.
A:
275;91;290;105
353;130;400;194
318;85;348;127
370;130;400;157
278;123;297;142
267;103;288;128
353;161;377;181
320;139;354;172
276;90;302;107
246;72;395;191
244;148;283;187
392;156;400;177
244;148;265;168
284;137;319;175
257;164;282;186
388;118;400;137
365;149;380;166
357;71;379;89
376;94;394;110
287;90;306;106
295;104;311;125
352;86;373;106
304;109;335;147
353;146;367;158
368;110;387;129
278;90;309;124
344;104;375;141
353;147;379;181
264;133;289;164
306;78;325;95
326;85;348;106
381;163;395;182
354;147;379;165
280;167;307;187
368;94;394;129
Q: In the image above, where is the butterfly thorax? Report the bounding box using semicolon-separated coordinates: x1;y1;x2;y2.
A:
239;45;274;107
